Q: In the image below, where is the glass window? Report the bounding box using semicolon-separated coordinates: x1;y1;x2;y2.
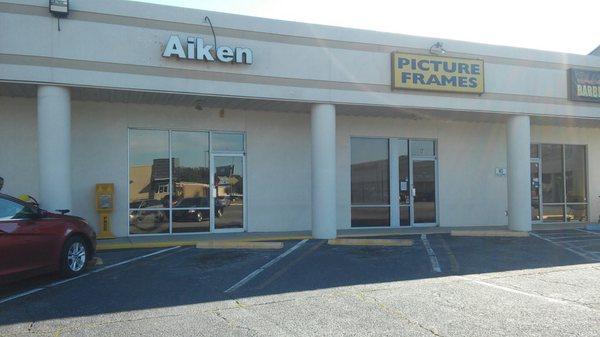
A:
567;204;587;222
129;210;169;234
212;132;244;152
530;144;539;158
398;139;410;205
351;138;389;205
129;129;170;207
351;207;390;227
542;205;565;222
129;129;247;235
399;206;410;226
214;156;244;230
410;140;435;157
541;144;564;203
531;162;541;221
0;198;35;220
565;145;587;203
171;131;210;208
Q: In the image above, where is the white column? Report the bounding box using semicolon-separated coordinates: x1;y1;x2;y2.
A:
506;115;532;231
37;85;72;212
311;104;337;239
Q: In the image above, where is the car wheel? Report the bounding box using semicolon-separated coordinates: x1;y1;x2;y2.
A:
197;212;204;222
60;236;89;277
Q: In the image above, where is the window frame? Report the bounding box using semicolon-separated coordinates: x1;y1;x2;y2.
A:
127;127;246;236
532;142;589;223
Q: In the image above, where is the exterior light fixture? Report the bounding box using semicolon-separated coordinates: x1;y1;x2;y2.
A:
49;0;69;17
429;42;446;55
49;0;68;31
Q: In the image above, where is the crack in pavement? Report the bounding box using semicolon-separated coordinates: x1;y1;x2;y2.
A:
214;310;259;336
355;291;445;337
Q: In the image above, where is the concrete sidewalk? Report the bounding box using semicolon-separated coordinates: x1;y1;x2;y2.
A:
95;226;525;250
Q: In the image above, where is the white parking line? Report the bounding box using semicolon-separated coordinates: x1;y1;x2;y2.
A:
225;239;309;293
531;232;599;262
577;228;600;235
457;276;593;311
421;234;442;273
0;246;181;306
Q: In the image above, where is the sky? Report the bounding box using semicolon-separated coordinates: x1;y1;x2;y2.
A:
134;0;600;55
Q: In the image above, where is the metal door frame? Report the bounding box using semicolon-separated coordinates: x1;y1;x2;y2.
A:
389;138;438;228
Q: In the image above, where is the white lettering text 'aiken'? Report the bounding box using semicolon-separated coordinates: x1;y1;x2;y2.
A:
162;35;253;64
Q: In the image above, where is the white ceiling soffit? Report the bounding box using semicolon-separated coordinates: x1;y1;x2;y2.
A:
1;82;599;128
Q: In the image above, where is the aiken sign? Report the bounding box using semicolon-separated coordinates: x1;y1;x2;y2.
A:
162;35;253;64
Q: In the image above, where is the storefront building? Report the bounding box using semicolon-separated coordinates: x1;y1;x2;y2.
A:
1;0;599;238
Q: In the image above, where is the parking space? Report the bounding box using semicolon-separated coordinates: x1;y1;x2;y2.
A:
531;229;600;261
1;231;600;336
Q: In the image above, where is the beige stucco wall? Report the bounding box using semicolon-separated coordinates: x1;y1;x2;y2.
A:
2;95;600;236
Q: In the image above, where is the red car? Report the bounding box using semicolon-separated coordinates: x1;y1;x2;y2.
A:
0;193;97;284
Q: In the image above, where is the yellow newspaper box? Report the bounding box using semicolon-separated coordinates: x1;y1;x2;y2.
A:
95;183;116;239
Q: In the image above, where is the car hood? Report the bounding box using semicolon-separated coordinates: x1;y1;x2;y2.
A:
42;210;86;222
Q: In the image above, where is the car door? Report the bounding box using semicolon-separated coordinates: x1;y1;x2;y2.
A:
0;196;56;277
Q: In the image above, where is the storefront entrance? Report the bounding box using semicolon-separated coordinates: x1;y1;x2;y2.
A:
530;143;588;223
128;129;246;235
351;137;438;228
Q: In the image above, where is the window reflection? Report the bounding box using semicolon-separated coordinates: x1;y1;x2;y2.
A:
534;143;588;223
212;132;245;152
541;144;564;204
129;210;169;234
351;207;390;227
542;205;564;222
531;162;540;221
567;204;587;222
129;129;245;235
530;144;539;158
214;156;244;230
351;138;389;205
129;130;170;207
398;140;410;205
172;131;210;208
410;140;435;157
565;145;586;203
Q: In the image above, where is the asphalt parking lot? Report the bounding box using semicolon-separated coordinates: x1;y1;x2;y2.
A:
1;229;600;336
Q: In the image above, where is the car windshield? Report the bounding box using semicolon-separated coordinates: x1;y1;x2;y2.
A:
0;197;35;220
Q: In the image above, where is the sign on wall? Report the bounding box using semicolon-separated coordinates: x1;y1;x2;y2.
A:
568;68;600;103
162;35;253;65
392;52;484;94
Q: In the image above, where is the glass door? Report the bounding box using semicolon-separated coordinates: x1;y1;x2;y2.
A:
395;139;411;226
389;139;437;227
411;159;437;225
211;155;245;232
531;161;541;222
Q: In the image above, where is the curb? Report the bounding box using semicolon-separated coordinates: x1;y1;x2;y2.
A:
96;241;199;251
328;238;413;246
450;230;529;237
196;241;283;249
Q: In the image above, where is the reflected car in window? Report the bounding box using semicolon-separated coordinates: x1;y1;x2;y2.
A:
129;199;167;230
0;193;97;283
172;197;225;222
